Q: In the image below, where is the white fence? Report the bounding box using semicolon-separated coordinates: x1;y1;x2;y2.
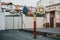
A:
5;15;21;29
0;13;5;30
0;14;44;30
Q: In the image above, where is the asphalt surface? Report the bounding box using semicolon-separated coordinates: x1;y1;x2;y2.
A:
25;27;60;35
0;30;60;40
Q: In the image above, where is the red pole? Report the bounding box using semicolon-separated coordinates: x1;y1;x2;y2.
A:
34;21;36;39
32;14;36;39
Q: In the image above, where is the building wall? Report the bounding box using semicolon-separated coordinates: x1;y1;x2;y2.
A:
45;13;50;27
56;5;60;11
55;11;60;27
46;13;50;23
46;11;60;27
55;11;60;23
46;4;60;27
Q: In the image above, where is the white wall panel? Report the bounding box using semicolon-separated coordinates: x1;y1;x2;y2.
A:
23;16;44;29
14;17;18;29
5;17;13;29
23;17;34;29
18;17;21;29
37;17;44;28
5;16;21;29
0;14;5;30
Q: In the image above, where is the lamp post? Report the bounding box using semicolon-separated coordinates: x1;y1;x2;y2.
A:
32;14;36;39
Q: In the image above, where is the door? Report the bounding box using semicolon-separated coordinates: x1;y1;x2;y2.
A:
50;17;54;27
50;11;55;27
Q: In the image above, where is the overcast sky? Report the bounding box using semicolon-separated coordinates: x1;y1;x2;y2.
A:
1;0;60;7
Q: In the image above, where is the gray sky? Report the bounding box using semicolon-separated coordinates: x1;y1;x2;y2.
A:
1;0;60;7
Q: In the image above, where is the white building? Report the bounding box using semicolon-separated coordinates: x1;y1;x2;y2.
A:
45;3;60;27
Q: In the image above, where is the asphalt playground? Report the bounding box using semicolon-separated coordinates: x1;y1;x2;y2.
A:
0;29;60;40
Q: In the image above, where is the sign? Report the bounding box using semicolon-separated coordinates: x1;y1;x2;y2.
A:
37;5;45;14
23;6;28;15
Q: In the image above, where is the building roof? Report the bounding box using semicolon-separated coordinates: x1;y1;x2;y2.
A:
1;2;6;5
46;10;60;13
46;10;55;13
1;2;13;5
46;3;60;7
